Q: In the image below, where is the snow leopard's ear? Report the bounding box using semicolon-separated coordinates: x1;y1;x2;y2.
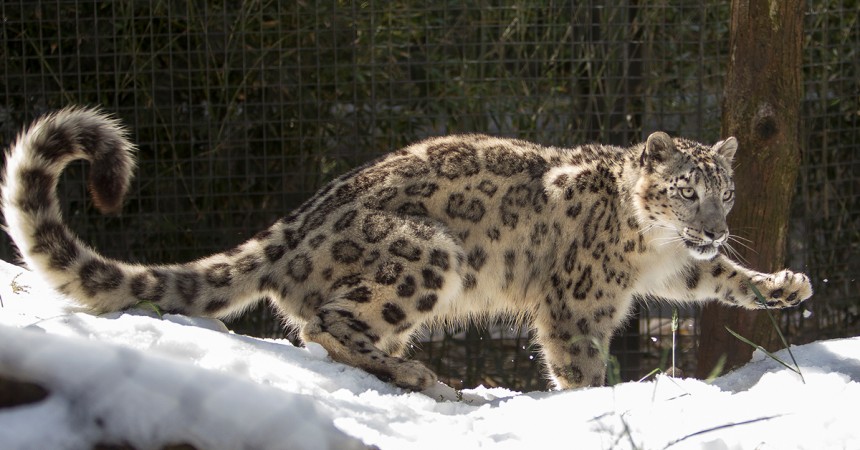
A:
640;131;677;170
713;136;738;162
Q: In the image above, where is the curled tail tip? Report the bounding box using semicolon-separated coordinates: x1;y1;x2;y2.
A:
34;106;137;214
19;106;135;160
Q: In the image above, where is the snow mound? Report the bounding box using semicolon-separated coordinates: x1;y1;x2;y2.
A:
1;260;858;449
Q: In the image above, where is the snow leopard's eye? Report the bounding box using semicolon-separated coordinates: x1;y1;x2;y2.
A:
722;189;735;202
679;187;697;200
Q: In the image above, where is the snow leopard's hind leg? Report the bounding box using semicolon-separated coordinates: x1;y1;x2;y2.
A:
302;308;438;390
296;213;466;391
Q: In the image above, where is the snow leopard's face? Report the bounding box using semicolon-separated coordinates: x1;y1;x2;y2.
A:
635;132;737;260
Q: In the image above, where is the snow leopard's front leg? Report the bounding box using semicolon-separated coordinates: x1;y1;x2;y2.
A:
534;284;624;389
535;322;611;390
672;255;813;309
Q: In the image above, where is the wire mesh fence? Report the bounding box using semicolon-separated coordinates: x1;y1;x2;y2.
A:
0;0;856;390
792;0;860;345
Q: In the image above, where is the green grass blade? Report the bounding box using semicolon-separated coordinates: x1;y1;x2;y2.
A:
637;367;662;383
671;307;679;378
135;301;164;320
746;281;806;383
725;326;801;376
704;354;727;383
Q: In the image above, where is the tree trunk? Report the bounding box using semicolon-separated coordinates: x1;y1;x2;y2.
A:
695;0;804;378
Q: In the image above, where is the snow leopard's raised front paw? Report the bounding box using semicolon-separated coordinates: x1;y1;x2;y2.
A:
749;270;813;308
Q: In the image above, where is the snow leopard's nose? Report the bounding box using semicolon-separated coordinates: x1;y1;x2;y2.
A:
703;229;728;245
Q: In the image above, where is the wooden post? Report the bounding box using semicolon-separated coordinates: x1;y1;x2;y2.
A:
695;0;805;378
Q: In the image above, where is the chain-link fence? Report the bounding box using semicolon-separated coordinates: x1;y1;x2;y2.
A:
1;1;856;391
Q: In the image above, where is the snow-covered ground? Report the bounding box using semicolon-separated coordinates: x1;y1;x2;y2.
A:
0;259;858;450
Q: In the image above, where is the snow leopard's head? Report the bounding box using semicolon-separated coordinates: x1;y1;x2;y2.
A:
634;132;737;260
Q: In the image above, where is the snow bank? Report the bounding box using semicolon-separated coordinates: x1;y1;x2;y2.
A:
0;260;858;449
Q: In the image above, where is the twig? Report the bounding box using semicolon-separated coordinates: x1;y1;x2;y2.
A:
663;414;785;449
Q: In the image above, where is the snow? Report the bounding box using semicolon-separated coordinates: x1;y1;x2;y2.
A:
0;259;858;450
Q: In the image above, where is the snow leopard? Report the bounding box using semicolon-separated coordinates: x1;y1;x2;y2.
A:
1;107;813;390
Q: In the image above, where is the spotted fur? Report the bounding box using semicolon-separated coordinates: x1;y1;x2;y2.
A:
2;108;813;390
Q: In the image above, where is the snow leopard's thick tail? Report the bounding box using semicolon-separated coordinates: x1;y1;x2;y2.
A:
2;107;270;317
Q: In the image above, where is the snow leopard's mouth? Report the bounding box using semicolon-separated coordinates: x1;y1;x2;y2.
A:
684;239;720;260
